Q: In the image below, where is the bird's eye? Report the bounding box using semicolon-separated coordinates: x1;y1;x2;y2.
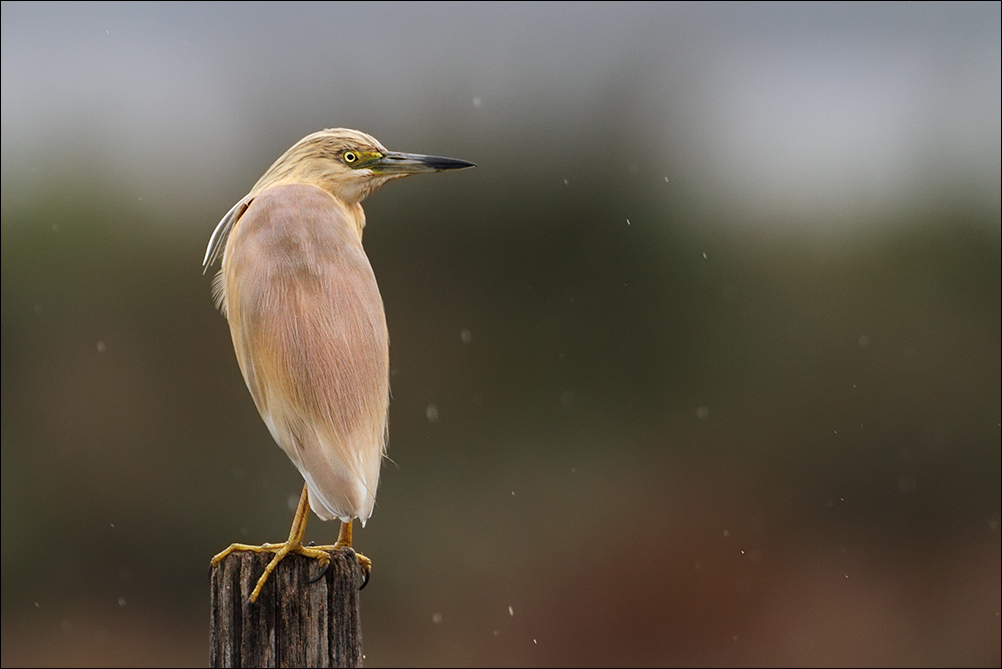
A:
343;151;358;164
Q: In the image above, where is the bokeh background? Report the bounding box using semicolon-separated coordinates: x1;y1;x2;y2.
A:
2;2;999;666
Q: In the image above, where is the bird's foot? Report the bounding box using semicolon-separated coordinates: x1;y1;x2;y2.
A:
308;542;372;589
210;541;331;603
351;550;373;589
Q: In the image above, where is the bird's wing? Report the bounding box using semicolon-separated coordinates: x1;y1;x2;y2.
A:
220;184;389;523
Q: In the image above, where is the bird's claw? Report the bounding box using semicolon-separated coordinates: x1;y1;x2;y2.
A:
337;546;372;589
309;558;331;584
357;553;372;590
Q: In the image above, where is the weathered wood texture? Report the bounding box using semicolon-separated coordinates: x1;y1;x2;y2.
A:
210;549;363;668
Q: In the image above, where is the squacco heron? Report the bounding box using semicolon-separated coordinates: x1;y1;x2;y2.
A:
204;128;474;602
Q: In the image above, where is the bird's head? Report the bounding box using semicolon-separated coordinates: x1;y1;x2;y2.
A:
203;128;474;268
250;128;475;206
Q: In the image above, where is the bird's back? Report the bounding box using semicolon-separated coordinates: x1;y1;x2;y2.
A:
219;183;389;524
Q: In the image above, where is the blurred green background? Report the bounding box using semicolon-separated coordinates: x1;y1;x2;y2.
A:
2;2;999;666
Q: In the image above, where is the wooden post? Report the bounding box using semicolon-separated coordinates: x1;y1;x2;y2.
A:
210;549;364;668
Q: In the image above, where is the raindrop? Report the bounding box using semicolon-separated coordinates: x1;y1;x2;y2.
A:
508;605;515;617
425;404;439;423
432;612;443;625
117;597;127;608
96;341;107;353
472;97;483;109
696;406;710;420
460;329;472;345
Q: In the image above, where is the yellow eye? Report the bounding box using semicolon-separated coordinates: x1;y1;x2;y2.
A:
343;151;358;164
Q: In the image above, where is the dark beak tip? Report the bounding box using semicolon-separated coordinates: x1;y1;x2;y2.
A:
431;157;476;171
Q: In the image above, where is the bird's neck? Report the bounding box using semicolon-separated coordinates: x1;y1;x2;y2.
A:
313;186;367;241
341;201;367;240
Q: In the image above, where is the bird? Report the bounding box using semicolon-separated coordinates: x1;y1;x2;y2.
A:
204;128;474;602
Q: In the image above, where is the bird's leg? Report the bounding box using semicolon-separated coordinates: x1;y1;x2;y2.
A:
210;483;332;603
302;519;372;588
329;519;372;588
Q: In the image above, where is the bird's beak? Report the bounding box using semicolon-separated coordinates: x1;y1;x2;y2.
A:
372;151;476;175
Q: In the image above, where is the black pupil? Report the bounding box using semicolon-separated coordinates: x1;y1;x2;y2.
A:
345;152;356;162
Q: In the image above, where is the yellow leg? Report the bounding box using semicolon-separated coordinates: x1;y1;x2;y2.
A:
211;483;332;603
305;518;373;588
333;519;372;586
